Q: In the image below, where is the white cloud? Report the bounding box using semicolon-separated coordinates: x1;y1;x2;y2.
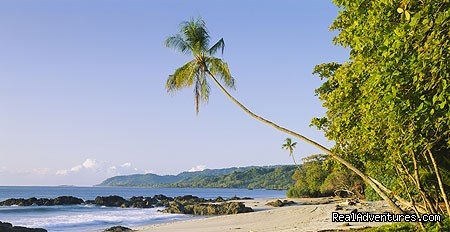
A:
55;159;139;179
121;162;131;168
70;165;83;172
56;158;98;175
82;158;98;169
188;165;206;172
56;169;68;175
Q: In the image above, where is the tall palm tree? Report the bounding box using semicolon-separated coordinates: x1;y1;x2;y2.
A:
281;138;300;169
165;17;403;213
165;18;234;114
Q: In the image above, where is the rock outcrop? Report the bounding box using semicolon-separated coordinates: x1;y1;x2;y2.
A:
266;199;296;207
0;196;83;206
103;226;133;232
94;196;129;207
0;221;47;232
0;194;254;215
163;201;253;215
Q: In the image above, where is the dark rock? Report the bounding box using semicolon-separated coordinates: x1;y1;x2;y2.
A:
103;226;133;232
350;208;358;214
153;194;173;202
0;196;83;207
144;197;158;205
334;190;354;198
0;221;13;230
35;198;54;206
335;205;343;210
163;202;253;215
128;196;154;208
11;226;47;232
163;201;188;214
153;194;173;207
0;221;47;232
228;196;253;201
174;195;206;203
266;199;295;207
346;199;358;206
0;198;38;206
84;200;95;204
94;196;128;207
54;196;84;205
0;198;24;206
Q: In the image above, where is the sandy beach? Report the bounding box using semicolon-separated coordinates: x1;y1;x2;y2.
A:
137;197;393;232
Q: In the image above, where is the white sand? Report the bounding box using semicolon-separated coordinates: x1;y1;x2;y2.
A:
136;198;394;232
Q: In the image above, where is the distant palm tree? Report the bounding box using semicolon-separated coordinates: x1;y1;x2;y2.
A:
165;17;403;213
281;138;300;169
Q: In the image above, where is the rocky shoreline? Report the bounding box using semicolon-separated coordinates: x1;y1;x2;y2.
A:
0;194;253;213
0;194;254;231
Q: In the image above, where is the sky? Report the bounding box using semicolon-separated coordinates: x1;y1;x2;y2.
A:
0;0;349;186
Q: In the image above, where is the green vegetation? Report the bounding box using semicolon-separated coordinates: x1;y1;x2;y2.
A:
165;16;399;213
164;17;234;114
363;223;418;232
165;0;450;222
98;165;296;189
287;154;363;198
362;217;450;232
312;0;450;223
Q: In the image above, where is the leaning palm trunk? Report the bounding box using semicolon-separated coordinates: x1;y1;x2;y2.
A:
206;70;404;214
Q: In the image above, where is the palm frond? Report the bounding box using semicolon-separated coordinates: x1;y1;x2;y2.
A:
199;74;210;102
193;73;210;114
207;57;235;89
181;17;210;54
166;60;198;92
165;34;192;55
208;38;225;55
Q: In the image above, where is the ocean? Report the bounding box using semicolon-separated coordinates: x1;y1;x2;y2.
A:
0;186;286;232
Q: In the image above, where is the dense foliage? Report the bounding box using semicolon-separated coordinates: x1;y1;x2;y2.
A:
172;166;295;189
98;166;296;190
287;155;362;198
313;0;449;220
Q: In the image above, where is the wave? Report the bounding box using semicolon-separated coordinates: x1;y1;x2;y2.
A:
0;206;190;232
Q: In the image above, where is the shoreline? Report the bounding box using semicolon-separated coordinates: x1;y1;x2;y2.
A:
136;197;393;232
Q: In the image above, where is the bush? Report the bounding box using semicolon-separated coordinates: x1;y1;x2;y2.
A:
287;155;363;198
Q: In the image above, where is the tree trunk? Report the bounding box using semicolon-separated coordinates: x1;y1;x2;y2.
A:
428;150;450;216
207;71;404;214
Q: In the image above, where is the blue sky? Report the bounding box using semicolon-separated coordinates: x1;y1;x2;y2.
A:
0;0;348;186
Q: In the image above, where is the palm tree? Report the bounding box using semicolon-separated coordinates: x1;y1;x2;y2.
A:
165;17;403;213
281;138;300;169
165;18;234;114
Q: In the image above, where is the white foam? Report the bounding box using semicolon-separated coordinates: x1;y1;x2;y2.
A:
1;206;189;231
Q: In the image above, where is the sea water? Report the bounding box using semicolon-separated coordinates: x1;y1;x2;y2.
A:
0;186;285;231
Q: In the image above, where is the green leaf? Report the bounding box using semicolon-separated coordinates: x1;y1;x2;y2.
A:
432;95;438;104
405;11;411;21
397;8;404;13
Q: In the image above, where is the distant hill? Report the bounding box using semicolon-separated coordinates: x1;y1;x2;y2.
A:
97;165;296;190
